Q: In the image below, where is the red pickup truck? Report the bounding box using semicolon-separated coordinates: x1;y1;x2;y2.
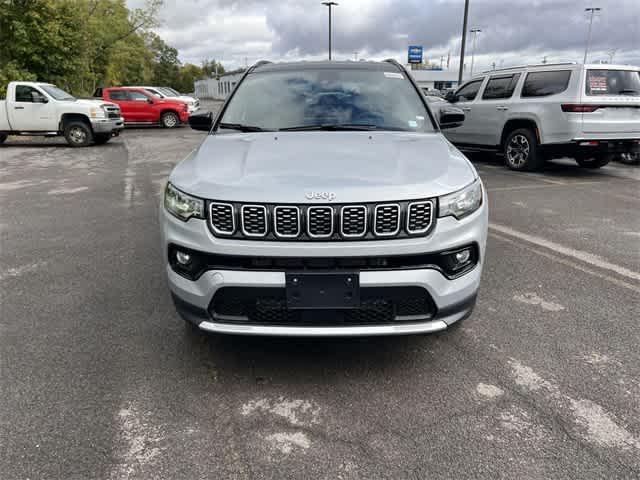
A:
93;87;189;128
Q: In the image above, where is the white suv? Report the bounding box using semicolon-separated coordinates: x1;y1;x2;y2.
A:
444;63;640;171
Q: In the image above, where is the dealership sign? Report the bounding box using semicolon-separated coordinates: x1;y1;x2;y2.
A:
408;45;423;64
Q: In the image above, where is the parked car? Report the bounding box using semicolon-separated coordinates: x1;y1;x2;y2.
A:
131;86;199;113
444;63;640;171
161;59;486;337
0;81;123;147
93;87;189;128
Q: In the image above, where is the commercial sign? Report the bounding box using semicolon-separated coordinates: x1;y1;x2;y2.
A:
408;45;423;64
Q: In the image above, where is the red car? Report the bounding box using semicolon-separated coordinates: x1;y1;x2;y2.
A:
93;87;189;128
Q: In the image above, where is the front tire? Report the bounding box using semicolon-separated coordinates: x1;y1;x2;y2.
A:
64;121;93;147
503;128;543;171
161;111;179;128
93;133;111;145
0;133;7;144
575;153;612;169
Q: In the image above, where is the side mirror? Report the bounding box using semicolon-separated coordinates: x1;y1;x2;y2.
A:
31;91;48;103
147;98;154;104
439;107;465;129
189;111;213;131
445;91;457;103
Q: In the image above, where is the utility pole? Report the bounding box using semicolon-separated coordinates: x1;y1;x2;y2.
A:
322;2;338;60
354;51;358;61
583;7;601;64
607;48;617;64
458;0;469;83
469;28;482;77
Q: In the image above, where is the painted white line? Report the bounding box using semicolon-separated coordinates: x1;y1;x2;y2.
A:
489;223;640;283
488;181;602;192
489;233;640;293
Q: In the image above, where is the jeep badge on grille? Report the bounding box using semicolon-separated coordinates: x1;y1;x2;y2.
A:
305;191;336;201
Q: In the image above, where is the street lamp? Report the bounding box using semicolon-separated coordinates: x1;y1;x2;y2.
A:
583;7;601;64
457;0;470;84
469;28;482;77
322;1;338;60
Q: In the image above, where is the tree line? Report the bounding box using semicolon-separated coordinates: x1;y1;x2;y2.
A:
0;0;225;97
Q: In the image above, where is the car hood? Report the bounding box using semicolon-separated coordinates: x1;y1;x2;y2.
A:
169;131;477;203
73;99;119;109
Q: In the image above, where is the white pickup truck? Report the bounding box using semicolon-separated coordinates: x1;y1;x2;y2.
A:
0;81;124;147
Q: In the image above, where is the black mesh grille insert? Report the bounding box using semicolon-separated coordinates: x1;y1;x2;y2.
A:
210;203;234;234
274;207;300;237
307;207;333;238
210;286;435;326
341;206;367;237
407;201;433;233
374;204;400;236
241;205;267;236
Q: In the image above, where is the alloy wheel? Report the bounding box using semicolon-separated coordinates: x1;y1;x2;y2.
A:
69;126;87;144
506;134;530;168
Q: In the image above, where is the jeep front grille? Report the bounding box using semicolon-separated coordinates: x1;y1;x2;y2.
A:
210;203;235;235
274;206;300;238
307;207;334;238
374;204;401;236
340;206;367;238
407;201;434;234
208;199;435;241
241;205;268;237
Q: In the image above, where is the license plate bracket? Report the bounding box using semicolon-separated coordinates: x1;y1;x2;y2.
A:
286;272;360;309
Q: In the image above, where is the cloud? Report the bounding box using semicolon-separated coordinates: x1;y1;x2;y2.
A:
129;0;640;69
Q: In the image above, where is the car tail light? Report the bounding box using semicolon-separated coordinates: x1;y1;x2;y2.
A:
561;104;603;113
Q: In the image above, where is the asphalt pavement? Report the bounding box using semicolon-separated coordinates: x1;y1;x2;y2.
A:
1;116;639;479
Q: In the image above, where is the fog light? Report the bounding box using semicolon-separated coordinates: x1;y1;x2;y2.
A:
176;251;192;265
455;249;471;265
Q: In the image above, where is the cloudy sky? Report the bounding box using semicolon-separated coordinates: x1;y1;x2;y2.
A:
129;0;639;73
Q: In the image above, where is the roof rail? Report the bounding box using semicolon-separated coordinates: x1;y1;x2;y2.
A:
248;60;272;73
482;62;577;74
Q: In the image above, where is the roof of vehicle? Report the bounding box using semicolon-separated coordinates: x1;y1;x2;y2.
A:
250;60;404;73
480;62;639;75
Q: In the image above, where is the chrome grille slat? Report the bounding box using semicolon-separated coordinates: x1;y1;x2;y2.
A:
274;206;301;238
374;204;401;237
340;206;367;238
241;205;268;237
209;202;235;235
407;200;433;234
307;206;334;238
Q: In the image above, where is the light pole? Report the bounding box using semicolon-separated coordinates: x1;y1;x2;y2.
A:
458;0;470;84
583;7;601;64
322;1;338;60
469;28;481;77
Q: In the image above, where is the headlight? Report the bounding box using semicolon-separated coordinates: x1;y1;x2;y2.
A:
90;106;106;119
164;183;204;221
438;179;482;219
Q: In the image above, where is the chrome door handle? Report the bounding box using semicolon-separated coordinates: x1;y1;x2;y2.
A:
14;106;24;110
462;107;471;112
496;106;509;111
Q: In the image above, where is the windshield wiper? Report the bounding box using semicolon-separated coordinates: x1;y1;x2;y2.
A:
218;122;270;132
617;89;640;95
279;123;378;131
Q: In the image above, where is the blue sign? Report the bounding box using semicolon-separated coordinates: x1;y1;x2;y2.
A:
408;45;423;64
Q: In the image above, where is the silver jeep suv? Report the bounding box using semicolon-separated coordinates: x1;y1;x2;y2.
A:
160;60;488;336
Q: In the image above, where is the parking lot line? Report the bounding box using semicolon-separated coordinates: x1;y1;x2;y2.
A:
489;232;640;293
489;223;640;283
487;181;603;192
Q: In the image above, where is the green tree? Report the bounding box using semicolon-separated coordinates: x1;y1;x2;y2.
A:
175;63;204;93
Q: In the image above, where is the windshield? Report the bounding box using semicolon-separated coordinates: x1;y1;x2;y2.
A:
219;67;435;132
586;70;640;96
40;84;75;101
162;87;180;96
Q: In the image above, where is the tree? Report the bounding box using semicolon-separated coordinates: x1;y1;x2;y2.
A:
175;64;205;93
201;59;225;78
148;33;181;86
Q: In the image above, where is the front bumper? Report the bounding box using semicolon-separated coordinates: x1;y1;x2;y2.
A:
92;117;124;134
160;196;488;336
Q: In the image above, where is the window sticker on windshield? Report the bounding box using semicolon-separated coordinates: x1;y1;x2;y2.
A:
416;115;425;120
589;76;608;92
408;120;418;128
384;72;404;79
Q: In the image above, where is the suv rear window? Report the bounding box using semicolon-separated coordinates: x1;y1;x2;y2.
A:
586;70;640;96
482;74;520;100
521;71;571;97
